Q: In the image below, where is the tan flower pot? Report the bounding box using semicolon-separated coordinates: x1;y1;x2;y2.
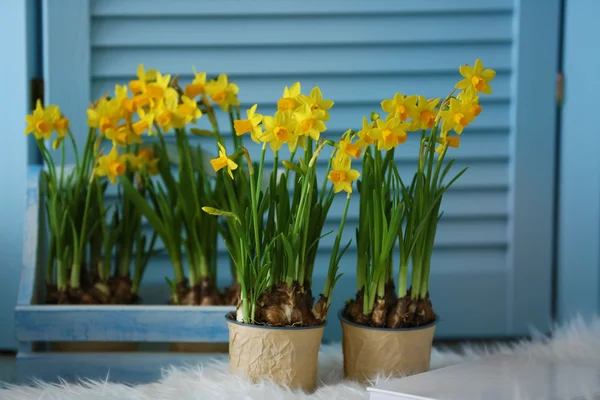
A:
340;312;437;383
51;342;139;352
227;317;325;393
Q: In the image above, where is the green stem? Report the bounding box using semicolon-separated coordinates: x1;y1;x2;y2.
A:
324;192;351;299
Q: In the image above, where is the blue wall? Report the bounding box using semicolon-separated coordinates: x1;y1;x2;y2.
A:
0;0;40;349
557;0;600;321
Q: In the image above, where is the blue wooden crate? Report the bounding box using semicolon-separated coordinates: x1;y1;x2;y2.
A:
14;165;235;383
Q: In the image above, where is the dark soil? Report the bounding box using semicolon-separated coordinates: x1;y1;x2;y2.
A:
223;282;241;305
237;281;325;327
343;288;436;328
173;277;222;306
46;276;138;305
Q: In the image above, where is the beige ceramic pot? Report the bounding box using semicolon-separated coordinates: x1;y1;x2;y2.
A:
340;311;437;383
227;316;325;393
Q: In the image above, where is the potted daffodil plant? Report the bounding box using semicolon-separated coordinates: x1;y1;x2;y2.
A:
340;59;496;382
202;83;355;392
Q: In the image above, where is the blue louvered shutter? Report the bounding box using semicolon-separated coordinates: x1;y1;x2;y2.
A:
44;0;560;339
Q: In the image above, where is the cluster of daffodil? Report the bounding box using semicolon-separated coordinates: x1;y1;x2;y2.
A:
203;83;358;324
118;65;245;305
337;59;496;326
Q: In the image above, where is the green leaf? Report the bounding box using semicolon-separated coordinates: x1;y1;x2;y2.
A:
189;128;215;137
120;177;168;243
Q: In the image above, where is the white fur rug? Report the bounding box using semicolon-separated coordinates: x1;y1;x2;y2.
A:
2;317;600;399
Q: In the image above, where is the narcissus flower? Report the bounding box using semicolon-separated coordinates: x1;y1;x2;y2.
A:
369;117;409;151
339;137;362;159
205;74;239;111
134;148;159;175
132;109;154;136
297;86;334;120
440;98;474;135
455;58;496;94
210;143;238;179
409;96;440;131
154;88;179;131
25;100;59;140
277;82;301;112
129;64;157;95
293;105;326;141
381;93;417;122
146;71;171;101
435;135;460;156
87;98;121;134
260;111;299;151
458;87;482;117
356;117;376;148
95;146;128;184
129;64;157;94
111;85;134;116
234;104;263;143
328;152;360;194
105;125;141;147
185;70;207;98
53;117;70;138
173;95;202;128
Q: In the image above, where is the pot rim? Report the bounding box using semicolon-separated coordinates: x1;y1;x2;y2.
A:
338;309;439;332
225;313;327;330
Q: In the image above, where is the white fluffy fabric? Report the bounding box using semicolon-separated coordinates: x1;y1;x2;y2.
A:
2;317;600;399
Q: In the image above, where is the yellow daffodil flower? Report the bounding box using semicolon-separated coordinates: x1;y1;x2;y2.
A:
132;94;151;110
369;117;409;151
260;111;299;151
153;87;179;131
132;109;155;136
105;125;141;147
440;98;474;135
435;135;460;157
95;146;128;184
293;105;327;141
146;71;171;101
205;74;240;111
135;148;159;175
458;87;482;117
185;69;207;98
172;95;202;128
356;117;376;148
409;96;440;131
277;82;301;112
87;97;122;134
297;86;334;120
328;152;360;194
114;85;135;116
25;100;59;140
210;143;238;179
53;117;70;138
339;137;362;159
455;58;496;94
381;92;417;122
234;104;263;143
129;64;157;95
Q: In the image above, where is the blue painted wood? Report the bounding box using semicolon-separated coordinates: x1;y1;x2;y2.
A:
16;352;228;384
17;166;43;307
43;0;90;153
557;0;600;321
508;0;560;335
90;0;513;17
41;0;559;340
14;305;234;343
0;0;40;350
